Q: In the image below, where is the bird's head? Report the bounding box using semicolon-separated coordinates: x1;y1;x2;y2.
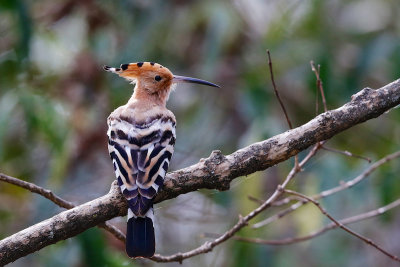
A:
104;62;219;105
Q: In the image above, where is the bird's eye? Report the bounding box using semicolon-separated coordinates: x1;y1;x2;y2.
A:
154;75;162;82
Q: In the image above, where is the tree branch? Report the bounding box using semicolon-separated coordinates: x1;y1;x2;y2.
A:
0;173;75;209
283;189;400;262
0;78;399;265
252;150;400;228
226;197;400;246
156;79;400;201
0;173;126;243
321;145;371;162
311;61;328;112
266;50;299;169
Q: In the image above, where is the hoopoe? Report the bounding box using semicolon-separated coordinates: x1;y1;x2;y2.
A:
104;62;219;258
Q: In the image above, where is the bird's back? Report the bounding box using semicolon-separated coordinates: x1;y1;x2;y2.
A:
107;104;176;214
107;104;176;258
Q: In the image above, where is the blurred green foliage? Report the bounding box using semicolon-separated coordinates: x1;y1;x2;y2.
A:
1;0;399;266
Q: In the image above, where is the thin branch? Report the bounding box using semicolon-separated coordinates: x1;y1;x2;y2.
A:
99;223;126;242
0;173;126;242
0;78;400;265
322;145;372;163
266;50;299;169
267;50;293;129
249;195;304;206
152;173;293;262
252;150;400;229
0;173;74;209
219;198;400;245
315;64;319;115
284;189;400;262
247;195;264;205
311;61;327;112
318;150;400;197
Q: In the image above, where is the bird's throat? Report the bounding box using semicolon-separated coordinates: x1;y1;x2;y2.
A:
130;84;169;108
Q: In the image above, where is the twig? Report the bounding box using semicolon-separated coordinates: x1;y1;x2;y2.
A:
270;195;303;207
0;173;126;242
99;223;125;242
284;189;400;262
322;145;371;163
247;195;264;205
267;50;293;129
248;195;304;206
318;150;400;197
267;50;299;170
250;141;323;229
311;61;328;112
0;173;74;209
252;150;400;228
315;64;319;115
211;197;400;246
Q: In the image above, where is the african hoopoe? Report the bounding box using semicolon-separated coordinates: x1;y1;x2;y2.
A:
104;62;219;258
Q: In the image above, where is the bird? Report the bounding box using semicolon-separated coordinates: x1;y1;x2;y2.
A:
104;62;219;258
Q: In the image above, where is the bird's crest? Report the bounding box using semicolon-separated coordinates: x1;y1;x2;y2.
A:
104;62;166;74
104;62;173;84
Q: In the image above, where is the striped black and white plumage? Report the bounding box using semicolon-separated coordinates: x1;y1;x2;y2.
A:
104;61;219;258
108;112;175;258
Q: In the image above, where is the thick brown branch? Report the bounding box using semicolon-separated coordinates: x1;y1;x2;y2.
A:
0;78;399;265
156;78;400;202
0;182;127;265
0;173;126;242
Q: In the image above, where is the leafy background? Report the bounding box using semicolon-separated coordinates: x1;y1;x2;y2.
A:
0;0;399;266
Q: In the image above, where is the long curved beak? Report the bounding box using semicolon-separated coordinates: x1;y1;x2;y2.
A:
173;75;220;88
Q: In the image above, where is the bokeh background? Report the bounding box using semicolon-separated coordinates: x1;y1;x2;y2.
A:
1;0;400;266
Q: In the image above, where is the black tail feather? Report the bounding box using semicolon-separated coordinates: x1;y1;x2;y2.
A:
126;216;155;258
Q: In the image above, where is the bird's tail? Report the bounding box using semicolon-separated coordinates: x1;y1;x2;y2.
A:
126;208;155;258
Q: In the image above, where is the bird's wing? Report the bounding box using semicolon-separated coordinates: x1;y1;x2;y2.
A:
108;116;176;217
